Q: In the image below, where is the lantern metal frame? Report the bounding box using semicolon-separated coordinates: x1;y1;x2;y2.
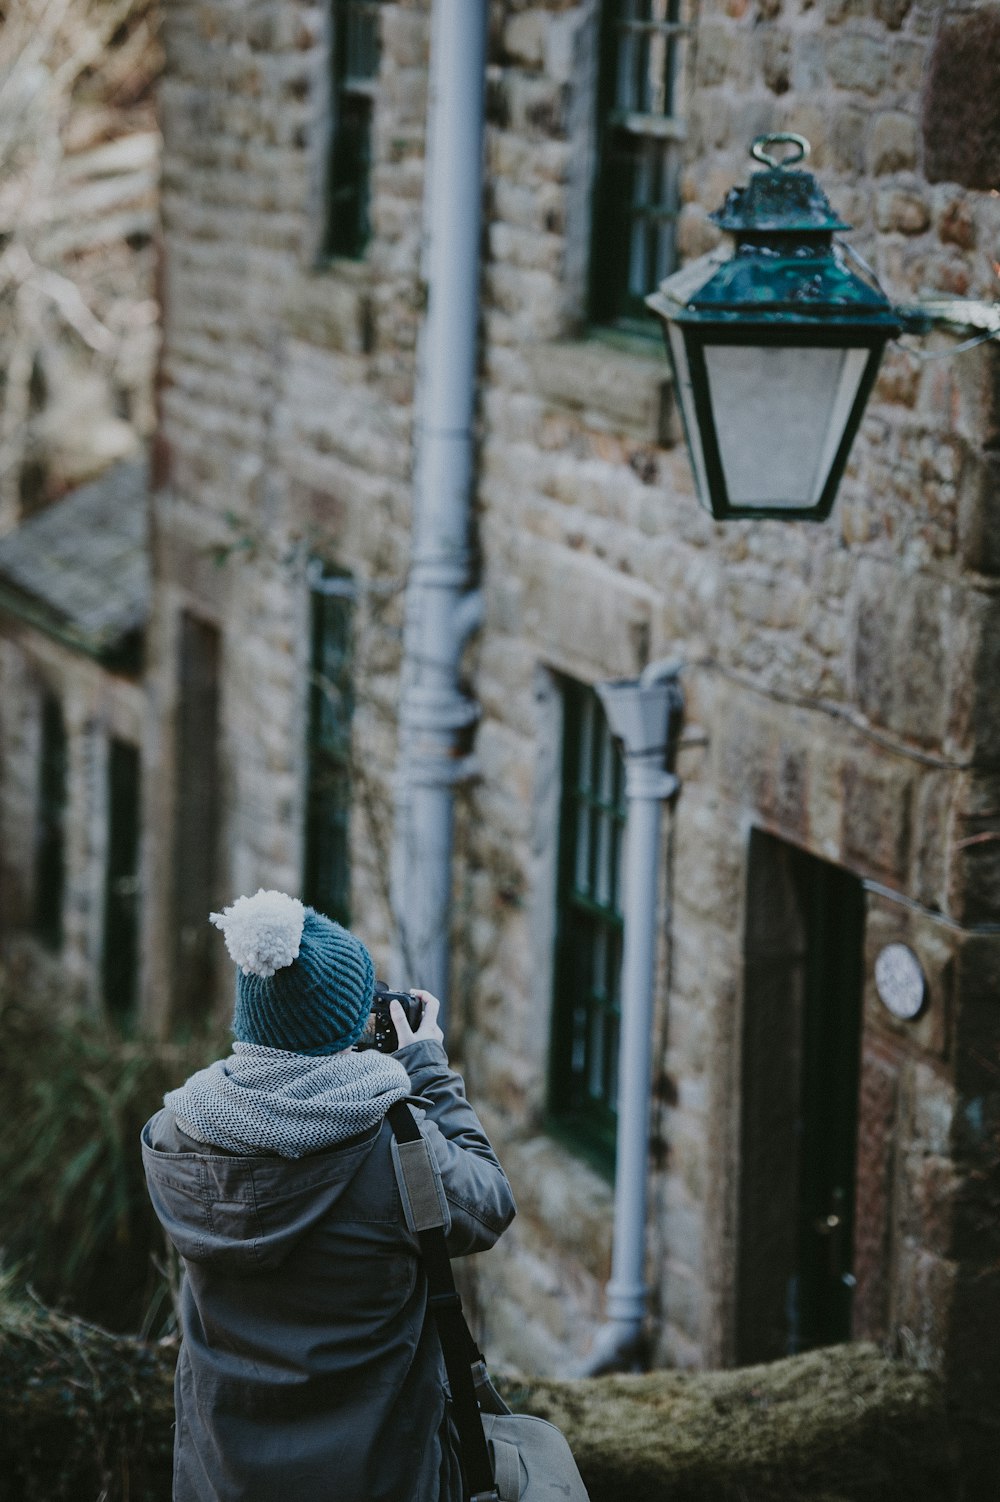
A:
669;317;895;522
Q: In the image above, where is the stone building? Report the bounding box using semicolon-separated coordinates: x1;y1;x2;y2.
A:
2;0;999;1478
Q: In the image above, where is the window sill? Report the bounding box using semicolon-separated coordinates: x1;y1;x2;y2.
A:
286;258;374;356
523;332;677;447
545;1112;616;1183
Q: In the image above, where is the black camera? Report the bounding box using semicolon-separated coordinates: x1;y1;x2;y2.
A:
358;987;423;1053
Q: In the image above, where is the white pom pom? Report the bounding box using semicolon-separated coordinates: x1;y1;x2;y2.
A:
210;889;306;977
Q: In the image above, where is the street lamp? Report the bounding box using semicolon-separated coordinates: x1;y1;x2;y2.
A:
646;134;906;522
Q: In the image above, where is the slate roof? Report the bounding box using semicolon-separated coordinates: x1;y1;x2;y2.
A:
0;458;149;668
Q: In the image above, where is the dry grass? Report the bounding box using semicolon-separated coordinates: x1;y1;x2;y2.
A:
0;1278;174;1502
497;1343;959;1502
0;1287;959;1502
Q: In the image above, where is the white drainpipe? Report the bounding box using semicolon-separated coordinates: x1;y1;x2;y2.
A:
392;0;489;1014
582;662;683;1374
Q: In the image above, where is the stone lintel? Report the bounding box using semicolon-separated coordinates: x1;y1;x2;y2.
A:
524;337;676;446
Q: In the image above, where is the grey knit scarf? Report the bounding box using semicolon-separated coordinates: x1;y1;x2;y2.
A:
164;1043;412;1159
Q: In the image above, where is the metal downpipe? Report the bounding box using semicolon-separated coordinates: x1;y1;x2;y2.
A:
391;0;489;1014
579;667;683;1375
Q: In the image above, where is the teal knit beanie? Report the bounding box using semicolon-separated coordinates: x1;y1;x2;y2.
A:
210;889;375;1054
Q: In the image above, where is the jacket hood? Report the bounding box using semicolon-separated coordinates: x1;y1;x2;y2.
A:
141;1109;382;1274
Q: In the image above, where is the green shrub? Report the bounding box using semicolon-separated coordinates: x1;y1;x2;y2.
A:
0;992;223;1333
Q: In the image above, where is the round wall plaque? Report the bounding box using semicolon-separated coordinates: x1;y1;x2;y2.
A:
874;943;927;1021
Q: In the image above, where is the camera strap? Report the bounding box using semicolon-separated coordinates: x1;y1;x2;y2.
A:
387;1101;502;1502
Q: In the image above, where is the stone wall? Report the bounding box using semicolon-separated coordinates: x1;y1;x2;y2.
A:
147;0;1000;1451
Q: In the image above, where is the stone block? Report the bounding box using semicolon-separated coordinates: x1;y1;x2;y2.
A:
758;28;792;95
890;1243;956;1371
524;339;672;444
663;1263;705;1344
730;98;779;153
777;102;827;166
502;73;568;140
676;202;724;260
711;692;776;824
502;1132;614;1278
947;773;1000;930
825;0;868;21
948;592;1000;770
875;345;921;408
953;339;1000;452
519;538;654;681
897;1152;962;1259
840;751;914;885
544;13;582;87
951;930;1000;1091
791;33;826;93
908;769;950;914
381;8;428;70
852;558;950;750
502;10;547;70
937;195;976;251
827;31;889;94
852;1042;899;1342
867;111;919;175
901;1059;955;1158
283;267;373;355
875;0;913;28
890;36;926;93
489;221;564;275
831;106;867;174
875;188;931;234
655;1163;703;1256
695;25;732;88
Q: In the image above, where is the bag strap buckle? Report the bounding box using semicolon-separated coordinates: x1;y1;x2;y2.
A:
429;1289;463;1314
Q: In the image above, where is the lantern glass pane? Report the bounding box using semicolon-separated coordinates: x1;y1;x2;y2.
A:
668;324;712;507
703;344;870;510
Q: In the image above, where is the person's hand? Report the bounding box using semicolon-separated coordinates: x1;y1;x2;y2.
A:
390;990;444;1050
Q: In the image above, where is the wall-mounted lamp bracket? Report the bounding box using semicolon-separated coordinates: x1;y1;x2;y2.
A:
897;299;1000;341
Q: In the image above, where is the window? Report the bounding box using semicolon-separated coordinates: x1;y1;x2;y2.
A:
103;739;141;1026
589;0;687;331
303;563;355;927
34;692;68;949
549;679;627;1170
322;0;383;260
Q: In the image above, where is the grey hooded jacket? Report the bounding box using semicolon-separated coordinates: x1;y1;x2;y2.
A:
141;1039;516;1502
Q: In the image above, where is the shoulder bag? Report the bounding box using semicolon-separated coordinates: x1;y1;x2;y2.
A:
388;1101;591;1502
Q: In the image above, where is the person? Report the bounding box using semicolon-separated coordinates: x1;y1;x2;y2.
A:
141;888;516;1502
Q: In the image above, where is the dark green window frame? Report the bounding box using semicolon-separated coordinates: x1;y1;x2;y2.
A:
34;692;68;950
322;0;383;260
548;678;628;1173
589;0;687;334
303;562;355;927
